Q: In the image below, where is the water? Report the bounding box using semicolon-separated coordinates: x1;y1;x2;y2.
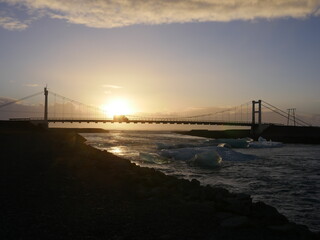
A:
82;131;320;232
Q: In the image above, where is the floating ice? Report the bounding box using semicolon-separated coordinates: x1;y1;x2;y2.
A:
139;152;170;165
206;138;251;148
191;150;222;168
217;143;232;148
156;142;197;150
160;147;204;161
159;146;255;163
216;145;256;161
249;137;283;148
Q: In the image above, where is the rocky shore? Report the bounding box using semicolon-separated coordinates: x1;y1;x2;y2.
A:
0;123;318;239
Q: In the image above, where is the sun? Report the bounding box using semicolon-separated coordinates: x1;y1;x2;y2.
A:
100;98;133;118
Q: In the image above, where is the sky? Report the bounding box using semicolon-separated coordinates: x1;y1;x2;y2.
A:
1;0;320;127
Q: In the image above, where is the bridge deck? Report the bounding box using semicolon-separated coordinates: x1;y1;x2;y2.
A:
9;117;254;126
45;119;254;126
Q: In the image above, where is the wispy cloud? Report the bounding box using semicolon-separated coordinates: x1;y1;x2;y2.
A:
24;83;39;87
102;84;123;89
0;15;28;30
1;0;320;30
0;96;16;105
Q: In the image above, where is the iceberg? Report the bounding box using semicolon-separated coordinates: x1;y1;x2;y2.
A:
249;137;283;148
216;145;256;161
160;146;256;163
139;152;170;164
207;138;251;148
160;147;204;161
191;150;222;168
156;142;198;150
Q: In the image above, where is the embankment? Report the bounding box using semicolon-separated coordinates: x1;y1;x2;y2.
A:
259;125;320;144
180;129;251;139
181;125;320;144
0;121;318;239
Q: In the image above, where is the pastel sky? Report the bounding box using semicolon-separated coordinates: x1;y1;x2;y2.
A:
1;0;320;126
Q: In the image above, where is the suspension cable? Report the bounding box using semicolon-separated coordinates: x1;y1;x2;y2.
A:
0;91;43;109
129;101;252;121
48;90;103;114
262;101;311;126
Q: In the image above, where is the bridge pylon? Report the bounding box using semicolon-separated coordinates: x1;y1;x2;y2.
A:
251;100;268;138
252;100;262;125
44;87;48;128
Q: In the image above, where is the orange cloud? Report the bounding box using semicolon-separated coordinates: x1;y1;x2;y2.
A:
0;15;28;30
1;0;320;30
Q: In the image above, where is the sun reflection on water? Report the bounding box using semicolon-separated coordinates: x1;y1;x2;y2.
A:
109;146;124;155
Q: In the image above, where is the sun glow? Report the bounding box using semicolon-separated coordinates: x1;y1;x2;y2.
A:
101;98;133;118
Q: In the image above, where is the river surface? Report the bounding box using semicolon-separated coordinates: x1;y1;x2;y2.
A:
82;131;320;232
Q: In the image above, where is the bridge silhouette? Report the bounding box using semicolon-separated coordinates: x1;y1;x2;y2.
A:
0;87;312;132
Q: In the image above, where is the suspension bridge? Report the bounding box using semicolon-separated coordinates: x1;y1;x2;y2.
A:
0;87;313;135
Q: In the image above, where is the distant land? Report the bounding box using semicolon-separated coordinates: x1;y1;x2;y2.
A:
181;125;320;144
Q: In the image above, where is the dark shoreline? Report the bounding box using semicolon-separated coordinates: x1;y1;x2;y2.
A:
178;129;252;139
180;126;320;144
0;122;318;239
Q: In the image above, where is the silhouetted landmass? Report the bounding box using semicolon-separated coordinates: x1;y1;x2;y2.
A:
0;122;318;239
50;127;109;133
0;120;46;132
181;126;320;144
180;129;251;139
259;125;320;144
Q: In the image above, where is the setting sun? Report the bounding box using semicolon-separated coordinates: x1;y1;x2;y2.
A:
101;98;133;118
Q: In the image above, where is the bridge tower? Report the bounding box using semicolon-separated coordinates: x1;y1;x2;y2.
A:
287;108;296;126
251;100;266;138
252;100;262;125
44;87;48;127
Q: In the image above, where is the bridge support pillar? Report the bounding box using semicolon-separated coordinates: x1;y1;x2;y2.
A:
251;100;262;138
252;100;262;125
44;87;48;128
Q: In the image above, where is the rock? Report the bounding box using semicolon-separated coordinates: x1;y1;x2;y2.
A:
268;223;296;232
235;193;251;201
223;195;252;215
220;216;249;228
215;212;235;221
268;223;318;239
191;178;201;187
250;201;288;225
159;234;173;240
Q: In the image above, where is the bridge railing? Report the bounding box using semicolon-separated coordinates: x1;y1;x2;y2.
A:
45;116;252;123
23;116;254;126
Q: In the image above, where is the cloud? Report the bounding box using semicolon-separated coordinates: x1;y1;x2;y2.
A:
0;15;28;30
24;83;39;87
102;84;122;95
0;96;16;105
0;96;92;120
103;84;123;89
1;0;320;30
0;96;42;120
